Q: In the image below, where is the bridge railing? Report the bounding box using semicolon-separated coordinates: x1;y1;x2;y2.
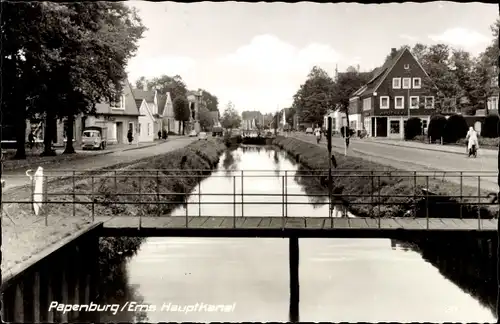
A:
1;169;498;230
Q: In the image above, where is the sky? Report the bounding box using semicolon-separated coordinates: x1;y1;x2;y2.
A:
125;1;497;114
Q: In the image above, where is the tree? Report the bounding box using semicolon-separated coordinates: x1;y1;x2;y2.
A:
419;44;460;112
330;70;372;137
136;74;187;102
404;117;422;140
428;114;447;142
292;66;336;126
173;96;190;135
199;89;219;113
198;105;213;131
482;114;500;138
220;101;241;130
449;49;478;115
443;114;468;143
284;108;296;126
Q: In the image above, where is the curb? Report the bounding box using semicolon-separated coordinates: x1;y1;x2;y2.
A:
121;142;160;152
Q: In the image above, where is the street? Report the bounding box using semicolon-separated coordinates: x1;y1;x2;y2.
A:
2;137;197;193
291;133;499;192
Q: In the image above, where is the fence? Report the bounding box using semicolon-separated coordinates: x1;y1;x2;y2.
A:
1;169;498;230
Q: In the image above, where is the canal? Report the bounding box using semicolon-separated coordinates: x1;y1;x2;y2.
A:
90;145;496;323
4;145;496;322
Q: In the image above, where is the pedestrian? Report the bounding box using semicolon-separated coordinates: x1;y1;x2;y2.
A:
28;131;35;150
315;128;321;144
162;129;167;140
127;129;133;144
158;130;161;140
465;126;478;156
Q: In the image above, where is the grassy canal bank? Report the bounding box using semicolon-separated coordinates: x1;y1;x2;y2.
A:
273;136;498;219
2;139;226;275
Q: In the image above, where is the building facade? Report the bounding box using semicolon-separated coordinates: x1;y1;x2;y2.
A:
350;47;436;139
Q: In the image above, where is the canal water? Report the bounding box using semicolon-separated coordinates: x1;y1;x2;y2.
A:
92;146;496;323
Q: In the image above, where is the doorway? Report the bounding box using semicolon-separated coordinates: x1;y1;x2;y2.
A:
376;117;388;137
116;122;123;144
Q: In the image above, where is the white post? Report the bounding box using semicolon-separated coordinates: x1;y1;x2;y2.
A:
26;167;44;216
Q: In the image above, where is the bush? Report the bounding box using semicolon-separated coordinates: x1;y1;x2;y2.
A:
481;114;500;138
404;117;422;140
427;114;446;142
443;114;468;143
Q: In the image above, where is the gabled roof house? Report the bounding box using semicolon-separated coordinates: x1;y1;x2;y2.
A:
350;46;437;139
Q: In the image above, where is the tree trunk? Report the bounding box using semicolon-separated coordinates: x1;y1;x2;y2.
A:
182;121;186;135
13;110;27;159
41;112;56;156
345;108;351;138
63;115;75;154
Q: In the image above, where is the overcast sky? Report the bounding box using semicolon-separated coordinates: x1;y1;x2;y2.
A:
125;1;497;114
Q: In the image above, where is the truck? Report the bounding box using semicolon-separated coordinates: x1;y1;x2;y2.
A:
81;126;107;150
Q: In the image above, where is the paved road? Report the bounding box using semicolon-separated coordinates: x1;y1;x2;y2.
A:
2;137;197;192
291;133;499;192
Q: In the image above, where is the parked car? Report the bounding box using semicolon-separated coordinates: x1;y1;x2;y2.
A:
305;127;313;134
81;127;107;150
198;132;208;141
188;130;197;137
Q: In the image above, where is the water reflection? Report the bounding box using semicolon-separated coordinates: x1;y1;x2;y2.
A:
91;145;496;322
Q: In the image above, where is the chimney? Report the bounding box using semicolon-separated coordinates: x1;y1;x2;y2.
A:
391;48;397;58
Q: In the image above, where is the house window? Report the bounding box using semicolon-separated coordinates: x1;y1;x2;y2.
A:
412;78;421;89
138;123;141;135
410;96;419;109
422;120;428;134
120;95;125;109
390;120;400;134
395;96;404;109
424;96;435;109
402;77;411;89
363;98;372;111
392;78;401;89
491;76;499;88
379;96;389;109
147;123;151;136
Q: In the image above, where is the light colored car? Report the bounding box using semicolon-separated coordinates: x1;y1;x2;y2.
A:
188;130;197;137
305;127;313;134
81;128;107;150
198;132;208;141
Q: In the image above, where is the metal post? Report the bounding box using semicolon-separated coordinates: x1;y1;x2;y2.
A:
282;175;285;219
289;236;300;323
44;175;48;226
156;171;160;217
233;176;236;228
73;171;76;217
138;176;142;229
477;176;481;230
114;170;117;191
185;185;189;227
377;176;381;228
460;171;463;219
91;176;94;223
413;171;416;217
198;179;201;217
370;171;374;217
241;170;244;217
425;176;429;229
285;171;288;218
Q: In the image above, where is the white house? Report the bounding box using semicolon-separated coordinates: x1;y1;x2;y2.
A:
158;92;182;134
132;87;161;138
135;98;156;142
323;109;347;133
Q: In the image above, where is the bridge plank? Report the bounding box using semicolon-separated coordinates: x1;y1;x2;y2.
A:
414;218;430;229
165;216;190;228
258;217;273;228
458;218;482;230
219;217;243;228
242;217;264;228
446;218;470;229
348;218;369;228
306;218;326;229
380;218;403;229
427;218;450;230
364;218;380;229
187;216;209;228
105;216;139;228
480;219;498;230
200;217;225;228
269;217;286;228
141;216;177;228
332;217;350;229
393;218;425;229
285;217;306;228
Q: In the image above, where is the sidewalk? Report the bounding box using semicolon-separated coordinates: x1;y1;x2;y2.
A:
361;137;498;156
2;140;163;172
